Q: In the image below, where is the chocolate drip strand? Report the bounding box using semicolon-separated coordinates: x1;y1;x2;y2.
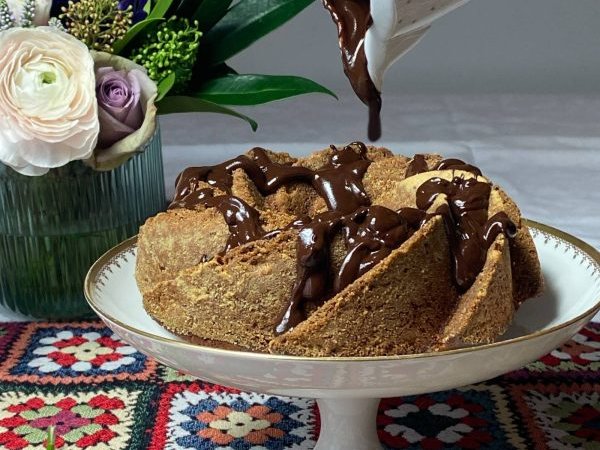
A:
172;143;372;215
171;149;313;207
323;0;382;141
276;213;343;335
404;155;483;179
275;205;423;334
171;143;372;254
416;177;516;290
314;142;371;213
183;190;272;256
405;154;429;178
434;159;483;177
203;195;269;254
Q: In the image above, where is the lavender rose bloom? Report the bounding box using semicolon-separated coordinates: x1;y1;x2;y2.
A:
91;52;157;170
97;68;144;148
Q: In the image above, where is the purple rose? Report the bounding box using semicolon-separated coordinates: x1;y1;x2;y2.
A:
91;52;157;170
96;68;145;148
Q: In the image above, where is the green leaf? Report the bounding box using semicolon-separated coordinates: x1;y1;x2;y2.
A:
157;96;258;131
113;17;163;55
148;0;175;19
157;72;176;102
195;74;337;105
203;0;314;65
193;0;234;31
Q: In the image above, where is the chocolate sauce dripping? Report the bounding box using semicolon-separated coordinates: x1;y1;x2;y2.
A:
322;0;382;141
434;158;483;177
416;177;516;290
403;155;483;179
172;143;371;214
170;143;372;257
276;212;344;335
314;142;371;213
203;194;270;254
485;212;518;245
171;149;313;208
335;206;414;292
405;154;429;178
275;205;423;334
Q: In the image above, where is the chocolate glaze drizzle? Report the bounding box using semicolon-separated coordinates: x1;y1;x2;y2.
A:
171;143;372;214
169;142;372;257
170;146;518;334
405;154;429;178
405;154;484;178
275;205;424;334
323;0;382;141
416;177;517;290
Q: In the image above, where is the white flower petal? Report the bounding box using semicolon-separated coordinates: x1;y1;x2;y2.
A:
55;331;74;340
100;356;135;371
28;357;51;367
71;361;92;372
32;346;58;356
117;346;138;355
83;332;101;341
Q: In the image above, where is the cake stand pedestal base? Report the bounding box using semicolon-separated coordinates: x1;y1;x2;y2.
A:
315;397;383;450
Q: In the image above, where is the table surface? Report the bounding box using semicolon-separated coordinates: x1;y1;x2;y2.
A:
0;320;598;449
1;93;599;321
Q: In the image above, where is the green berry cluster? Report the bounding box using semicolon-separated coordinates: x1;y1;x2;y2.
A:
60;0;133;52
130;17;202;93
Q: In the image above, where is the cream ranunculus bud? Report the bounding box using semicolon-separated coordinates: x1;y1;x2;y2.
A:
6;0;52;25
0;27;99;176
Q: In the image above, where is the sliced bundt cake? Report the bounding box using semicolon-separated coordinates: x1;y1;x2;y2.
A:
136;143;543;356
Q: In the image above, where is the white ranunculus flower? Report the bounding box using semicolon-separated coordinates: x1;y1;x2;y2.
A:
6;0;52;25
0;27;99;176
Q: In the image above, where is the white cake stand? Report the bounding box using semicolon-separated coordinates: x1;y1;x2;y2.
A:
85;220;600;450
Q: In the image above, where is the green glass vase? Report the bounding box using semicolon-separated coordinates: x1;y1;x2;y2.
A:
0;127;166;319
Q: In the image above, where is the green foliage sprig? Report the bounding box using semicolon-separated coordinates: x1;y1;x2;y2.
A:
131;17;201;94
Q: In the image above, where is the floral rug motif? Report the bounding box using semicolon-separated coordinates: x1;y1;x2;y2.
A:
0;321;599;449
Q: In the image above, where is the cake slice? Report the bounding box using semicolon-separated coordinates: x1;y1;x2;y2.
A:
143;231;298;352
438;235;514;348
269;217;456;356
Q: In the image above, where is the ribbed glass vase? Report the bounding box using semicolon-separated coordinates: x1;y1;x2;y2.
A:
0;127;165;319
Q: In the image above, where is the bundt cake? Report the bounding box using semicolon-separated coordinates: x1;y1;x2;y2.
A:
136;143;543;357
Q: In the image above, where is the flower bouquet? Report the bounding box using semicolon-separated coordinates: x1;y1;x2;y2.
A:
0;0;334;318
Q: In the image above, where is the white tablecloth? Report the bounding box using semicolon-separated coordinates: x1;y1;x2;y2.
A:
1;94;599;320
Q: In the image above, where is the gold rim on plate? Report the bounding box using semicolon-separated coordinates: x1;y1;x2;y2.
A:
84;219;600;362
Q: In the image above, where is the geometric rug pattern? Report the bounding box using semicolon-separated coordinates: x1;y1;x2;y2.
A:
0;321;599;449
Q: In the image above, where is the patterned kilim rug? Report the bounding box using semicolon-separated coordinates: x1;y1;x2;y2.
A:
0;321;599;450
